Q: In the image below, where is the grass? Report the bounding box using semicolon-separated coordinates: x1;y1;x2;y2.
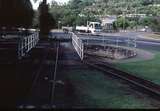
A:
66;69;158;108
115;52;160;85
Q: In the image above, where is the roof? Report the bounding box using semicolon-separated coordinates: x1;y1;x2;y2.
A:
89;22;101;24
100;15;117;24
119;14;147;18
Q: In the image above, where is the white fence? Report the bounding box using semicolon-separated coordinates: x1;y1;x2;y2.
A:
83;37;137;49
71;32;84;60
49;31;84;60
18;32;39;59
83;36;137;59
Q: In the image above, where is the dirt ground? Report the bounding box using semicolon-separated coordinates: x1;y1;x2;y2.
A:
86;47;155;64
114;48;155;63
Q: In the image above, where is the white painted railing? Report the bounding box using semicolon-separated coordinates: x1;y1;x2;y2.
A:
18;32;39;59
83;37;137;49
71;32;84;60
49;31;84;60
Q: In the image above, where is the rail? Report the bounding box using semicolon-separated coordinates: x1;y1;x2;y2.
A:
18;32;39;59
49;31;84;60
70;32;84;60
82;37;137;49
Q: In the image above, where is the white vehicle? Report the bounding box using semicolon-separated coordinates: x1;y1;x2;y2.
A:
76;22;102;34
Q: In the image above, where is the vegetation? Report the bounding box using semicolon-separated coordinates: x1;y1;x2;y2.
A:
115;52;160;85
66;69;157;108
114;17;130;30
0;0;34;29
49;0;98;28
48;0;160;31
0;0;56;36
1;0;159;31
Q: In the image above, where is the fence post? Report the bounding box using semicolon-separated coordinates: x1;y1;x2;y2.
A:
71;32;84;60
17;32;39;59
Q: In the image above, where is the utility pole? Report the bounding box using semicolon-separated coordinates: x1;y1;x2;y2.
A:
135;8;138;32
123;11;125;32
58;21;61;31
123;0;127;32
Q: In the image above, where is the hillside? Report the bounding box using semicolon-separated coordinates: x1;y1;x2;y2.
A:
82;0;160;16
48;0;160;31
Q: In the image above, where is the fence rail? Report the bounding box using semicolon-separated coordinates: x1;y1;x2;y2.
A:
83;37;137;49
49;31;84;60
71;32;84;60
18;32;39;59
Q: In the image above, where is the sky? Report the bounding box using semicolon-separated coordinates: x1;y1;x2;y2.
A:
30;0;70;10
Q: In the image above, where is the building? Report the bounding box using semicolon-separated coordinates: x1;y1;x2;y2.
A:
100;15;117;33
119;14;147;19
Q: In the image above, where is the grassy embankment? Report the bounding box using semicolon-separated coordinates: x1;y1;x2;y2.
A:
66;69;158;108
115;52;160;85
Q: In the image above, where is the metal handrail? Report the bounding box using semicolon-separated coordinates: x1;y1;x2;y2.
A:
71;32;84;60
18;32;39;59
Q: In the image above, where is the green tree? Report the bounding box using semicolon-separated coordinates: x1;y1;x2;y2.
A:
150;17;160;32
139;17;152;26
115;17;129;29
129;21;137;29
69;0;83;10
0;0;34;29
49;1;67;28
32;11;39;28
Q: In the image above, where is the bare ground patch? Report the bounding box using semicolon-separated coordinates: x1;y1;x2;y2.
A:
86;48;155;64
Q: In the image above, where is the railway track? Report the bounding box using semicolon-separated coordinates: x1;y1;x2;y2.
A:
83;58;160;100
17;40;60;109
50;41;59;106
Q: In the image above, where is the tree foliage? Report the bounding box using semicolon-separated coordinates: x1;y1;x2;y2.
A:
49;0;98;27
115;17;130;30
48;0;160;31
0;0;34;29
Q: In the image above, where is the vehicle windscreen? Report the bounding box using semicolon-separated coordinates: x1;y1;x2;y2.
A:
95;24;102;29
